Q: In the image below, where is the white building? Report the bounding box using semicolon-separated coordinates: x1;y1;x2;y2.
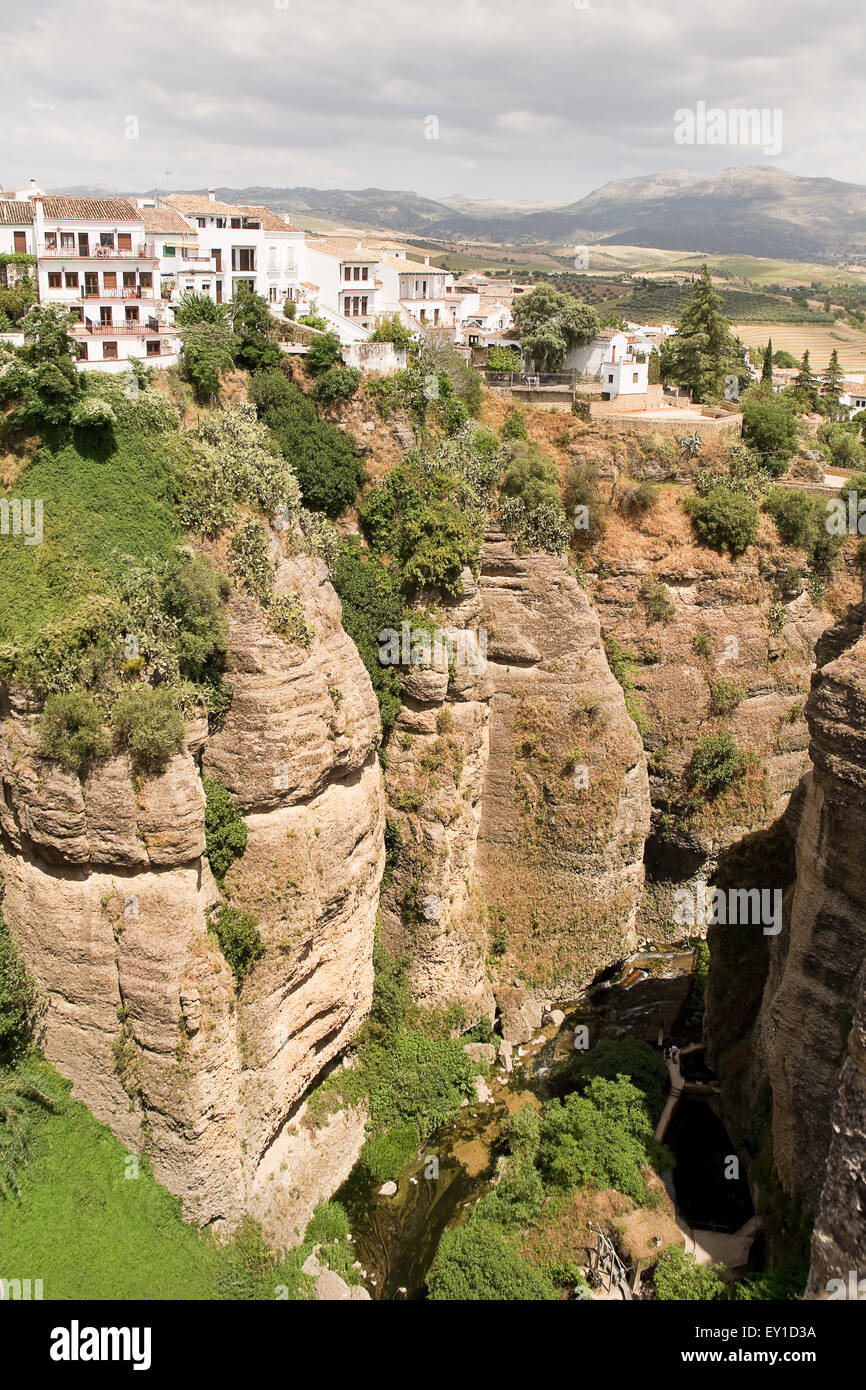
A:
164;191;304;309
31;195;177;371
600;357;649;399
565;328;631;378
0;200;36;289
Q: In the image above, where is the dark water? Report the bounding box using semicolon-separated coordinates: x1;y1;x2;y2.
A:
666;1097;754;1233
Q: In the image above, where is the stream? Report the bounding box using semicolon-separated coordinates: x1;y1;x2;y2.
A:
338;942;717;1299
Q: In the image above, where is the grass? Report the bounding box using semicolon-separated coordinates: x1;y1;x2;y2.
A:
0;1058;316;1300
0;430;181;650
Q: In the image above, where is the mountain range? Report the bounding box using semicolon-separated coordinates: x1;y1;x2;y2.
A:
50;168;866;263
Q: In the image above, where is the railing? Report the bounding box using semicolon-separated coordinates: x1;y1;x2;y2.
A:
81;288;153;300
483;369;577;387
83;316;161;335
40;245;156;260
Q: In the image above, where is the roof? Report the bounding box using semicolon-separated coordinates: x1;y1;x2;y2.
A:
139;204;197;235
38;196;140;222
235;204;303;234
165;193;246;217
595;328;627;341
0;200;33;225
305;239;379;263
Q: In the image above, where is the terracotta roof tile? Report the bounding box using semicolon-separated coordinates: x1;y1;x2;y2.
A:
38;196;140;221
0;200;34;225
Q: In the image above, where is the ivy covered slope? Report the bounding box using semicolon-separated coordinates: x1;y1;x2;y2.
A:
0;303;386;1250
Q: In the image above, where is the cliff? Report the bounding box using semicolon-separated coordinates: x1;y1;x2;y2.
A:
0;549;385;1246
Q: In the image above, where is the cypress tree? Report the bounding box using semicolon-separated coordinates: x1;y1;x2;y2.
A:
670;264;733;403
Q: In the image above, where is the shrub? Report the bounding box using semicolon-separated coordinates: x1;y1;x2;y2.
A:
684;731;748;799
161;554;230;680
0;911;41;1067
267;591;313;646
36;690;112;774
111;686;185;773
249;368;363;518
208;905;265;986
686;487;758;556
70;397;117;433
537;1076;657;1204
618;480;659;517
331;537;403;735
360;1124;418;1182
178;322;239;399
369;316;413;348
501;406;528;440
708;678;745;717
312;365;360;404
763;486;823;551
502;441;561;510
298;314;327;331
566;1037;669;1122
654;1246;724;1300
488;346;522;372
304;332;343;377
282;298;297;321
564;457;606;546
427;1219;555;1301
741;398;797;474
228;517;273;604
203;779;248;885
639;575;675;623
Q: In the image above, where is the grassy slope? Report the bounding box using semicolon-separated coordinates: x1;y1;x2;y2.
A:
0;429;181;649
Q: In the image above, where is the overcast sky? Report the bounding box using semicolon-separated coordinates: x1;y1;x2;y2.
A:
1;0;863;202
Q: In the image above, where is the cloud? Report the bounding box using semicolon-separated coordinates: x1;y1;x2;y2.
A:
0;0;863;200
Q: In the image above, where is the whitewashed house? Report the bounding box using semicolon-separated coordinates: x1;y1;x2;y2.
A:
0;200;36;288
565;328;630;378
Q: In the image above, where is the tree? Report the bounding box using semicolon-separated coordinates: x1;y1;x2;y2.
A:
741;397;797;474
173;292;227;327
773;349;798;369
512;285;599;372
0;912;41;1067
668;264;733;403
795;350;820;410
304;331;343;376
19;303;78;366
685;487;759;556
249;367;364;517
227;286;281;372
761;338;773;383
654;1247;724;1300
369;315;413;348
502;442;561;510
179;321;239;398
821;349;845;415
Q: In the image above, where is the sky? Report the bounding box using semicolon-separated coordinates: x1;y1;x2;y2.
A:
1;0;864;203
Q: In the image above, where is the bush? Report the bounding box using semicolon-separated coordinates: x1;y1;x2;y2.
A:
502;441;561;510
282;298;297;321
249;368;364;518
654;1246;724;1300
686;487;758;556
537;1076;658;1204
369;316;413;348
427;1219;556;1301
330;538;403;736
312;365;361;404
488;346;522;372
161;554;230;680
566;1037;669;1122
618;480;659;517
742;398;797;474
763;486;825;553
684;731;748;799
304;332;343;377
360;1124;419;1182
0;911;41;1067
179;322;239;399
37;690;112;774
203;779;248;885
564;457;606;546
639;575;675;623
70;397;117;433
501;406;528;440
708;678;745;717
208;905;264;986
298;313;326;331
111;686;185;773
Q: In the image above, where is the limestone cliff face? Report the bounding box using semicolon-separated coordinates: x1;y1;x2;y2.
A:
0;552;385;1243
753;609;866;1295
380;535;651;1009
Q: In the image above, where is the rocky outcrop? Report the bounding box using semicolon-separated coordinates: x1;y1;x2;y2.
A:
0;551;385;1244
380;535;651;1011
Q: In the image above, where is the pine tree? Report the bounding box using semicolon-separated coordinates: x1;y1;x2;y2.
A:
761;338;773;383
669;264;733;403
795;350;819;410
821;349;845;415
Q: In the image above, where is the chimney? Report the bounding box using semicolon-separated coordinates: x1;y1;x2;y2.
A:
208;187;216;202
424;255;430;266
29;177;37;189
355;238;362;251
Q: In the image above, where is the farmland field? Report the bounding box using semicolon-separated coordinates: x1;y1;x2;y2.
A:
733;321;866;373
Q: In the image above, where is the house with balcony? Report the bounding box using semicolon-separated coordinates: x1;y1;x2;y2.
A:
31;195;177;370
137;202;206;304
163;191;304;313
0;201;36;289
302;238;380;335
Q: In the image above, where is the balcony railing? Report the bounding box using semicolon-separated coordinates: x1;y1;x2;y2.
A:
82;316;162;335
81;288;155;300
40;245;156;260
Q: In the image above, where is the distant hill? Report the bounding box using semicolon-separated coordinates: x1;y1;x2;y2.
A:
49;168;866;262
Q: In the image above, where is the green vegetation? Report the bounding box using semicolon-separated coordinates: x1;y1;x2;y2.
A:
36;690;111;774
111;686;185;774
331;538;404;736
708;678;745;717
249;367;364;517
208;905;265;986
0;911;41;1069
665;265;736;402
203;779;248;885
764;486;839;573
685;487;759;556
639;575;676;623
369;316;413;348
501;406;528;440
312;364;361;404
685;732;749;800
512;284;599;372
741;397;797;473
487;345;522;372
654;1247;724;1300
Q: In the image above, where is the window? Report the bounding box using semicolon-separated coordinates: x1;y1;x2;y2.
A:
353;266;360;281
123;271;136;289
163;244;176;257
362;267;369;281
44;233;57;249
232;248;255;272
125;306;139;323
216;218;226;228
139;272;152;289
197;218;206;228
102;343;118;360
632;372;639;384
103;271;117;290
100;233;115;249
231;218;241;229
76;342;88;361
13;231;27;254
61;233;75;250
65;272;79;289
146;340;161;357
100;306;112;325
69;306;83;322
344;266;352;281
47;271;62;288
117;233;132;251
361;296;368;315
607;374;614;383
